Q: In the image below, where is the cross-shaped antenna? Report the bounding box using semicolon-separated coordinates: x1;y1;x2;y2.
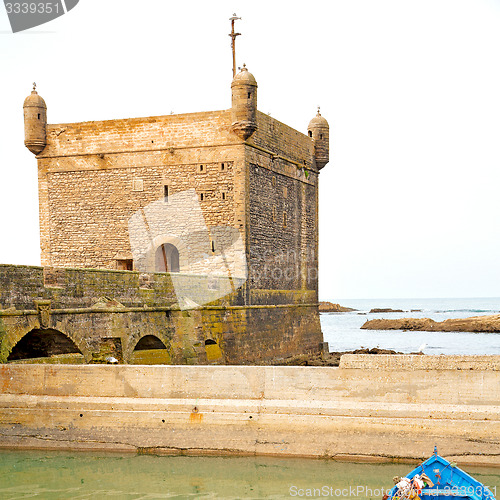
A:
33;82;37;92
229;14;241;78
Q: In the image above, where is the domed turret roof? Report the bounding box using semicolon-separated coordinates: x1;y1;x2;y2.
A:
24;83;46;108
308;108;328;129
231;64;257;86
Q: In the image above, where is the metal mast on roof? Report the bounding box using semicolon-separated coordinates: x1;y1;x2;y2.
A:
229;14;241;78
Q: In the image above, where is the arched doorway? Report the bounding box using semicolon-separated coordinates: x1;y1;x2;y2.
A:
130;335;171;365
7;328;84;363
155;243;180;273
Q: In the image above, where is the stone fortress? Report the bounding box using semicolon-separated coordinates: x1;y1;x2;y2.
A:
0;59;330;365
2;30;499;466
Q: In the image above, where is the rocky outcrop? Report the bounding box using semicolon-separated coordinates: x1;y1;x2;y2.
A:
276;348;406;367
361;314;500;333
369;308;404;313
319;301;356;312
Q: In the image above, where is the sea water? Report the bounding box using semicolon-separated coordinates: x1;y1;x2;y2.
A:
1;300;499;498
0;450;498;499
321;297;500;355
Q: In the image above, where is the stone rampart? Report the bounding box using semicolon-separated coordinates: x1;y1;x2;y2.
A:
0;358;498;465
0;264;322;365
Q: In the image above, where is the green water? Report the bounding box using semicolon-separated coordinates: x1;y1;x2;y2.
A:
0;451;498;499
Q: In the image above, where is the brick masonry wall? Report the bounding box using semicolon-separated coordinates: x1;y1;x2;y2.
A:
0;265;322;365
41;111;236;157
37;110;248;270
0;264;177;310
245;113;318;295
251;112;314;166
43;160;236;269
217;305;322;364
247;163;318;292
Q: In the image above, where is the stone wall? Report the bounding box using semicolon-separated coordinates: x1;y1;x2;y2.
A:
38;110;244;269
0;265;322;365
247;162;317;292
42;111;237;158
36;109;320;299
0;359;498;464
252;112;315;167
245;112;318;295
28;106;324;364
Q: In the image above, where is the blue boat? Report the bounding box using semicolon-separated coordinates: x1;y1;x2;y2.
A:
386;447;496;500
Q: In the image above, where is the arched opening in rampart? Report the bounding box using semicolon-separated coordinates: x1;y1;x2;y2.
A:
204;338;223;362
7;328;84;363
134;335;167;351
130;335;171;365
155;243;180;273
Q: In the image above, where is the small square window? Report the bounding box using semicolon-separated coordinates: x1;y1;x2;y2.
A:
116;259;133;271
199;165;204;173
222;192;226;200
221;163;225;171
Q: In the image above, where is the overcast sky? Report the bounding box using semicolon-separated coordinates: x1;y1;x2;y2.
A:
0;0;499;300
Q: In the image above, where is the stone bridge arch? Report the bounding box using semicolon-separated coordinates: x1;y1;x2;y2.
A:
124;329;173;365
0;316;92;363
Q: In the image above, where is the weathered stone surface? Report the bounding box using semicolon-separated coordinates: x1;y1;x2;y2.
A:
361;314;500;333
0;361;499;465
318;302;356;312
0;265;322;365
276;348;405;367
340;354;500;371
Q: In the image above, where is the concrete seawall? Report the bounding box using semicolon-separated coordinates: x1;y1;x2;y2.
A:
0;355;499;465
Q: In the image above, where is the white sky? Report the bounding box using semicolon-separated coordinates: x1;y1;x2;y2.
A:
0;0;499;300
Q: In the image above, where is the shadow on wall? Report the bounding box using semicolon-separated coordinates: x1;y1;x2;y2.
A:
5;330;221;366
7;328;84;364
129;335;171;365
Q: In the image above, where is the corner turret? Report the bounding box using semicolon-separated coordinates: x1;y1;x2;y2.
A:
231;64;257;140
307;108;329;170
23;83;47;155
